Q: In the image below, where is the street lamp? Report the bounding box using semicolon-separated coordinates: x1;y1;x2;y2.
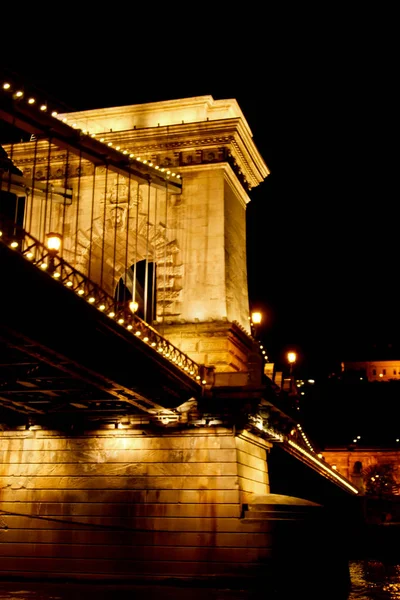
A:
45;232;62;274
287;351;297;376
129;300;139;314
251;311;262;338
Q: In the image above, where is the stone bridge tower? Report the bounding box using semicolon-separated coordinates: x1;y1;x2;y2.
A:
10;96;269;373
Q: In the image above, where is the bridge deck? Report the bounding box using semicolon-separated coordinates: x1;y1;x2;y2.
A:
0;240;202;426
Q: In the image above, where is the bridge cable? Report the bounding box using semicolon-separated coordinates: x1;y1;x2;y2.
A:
144;181;151;323
87;160;96;280
132;183;139;310
123;172;132;306
100;165;108;291
161;179;168;335
60;149;69;260
74;150;83;269
152;188;158;326
112;173;120;305
27;137;39;235
42;138;52;245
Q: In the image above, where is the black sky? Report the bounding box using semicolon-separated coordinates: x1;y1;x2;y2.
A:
1;9;398;379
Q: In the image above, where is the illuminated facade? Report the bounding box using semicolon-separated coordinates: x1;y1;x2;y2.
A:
6;96;269;372
341;360;400;382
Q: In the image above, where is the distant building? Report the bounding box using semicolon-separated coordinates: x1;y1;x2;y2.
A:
341;360;400;382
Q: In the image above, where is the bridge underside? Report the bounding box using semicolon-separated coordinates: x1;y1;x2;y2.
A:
0;241;202;428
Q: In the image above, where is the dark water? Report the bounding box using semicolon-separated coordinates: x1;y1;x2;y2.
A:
1;562;400;600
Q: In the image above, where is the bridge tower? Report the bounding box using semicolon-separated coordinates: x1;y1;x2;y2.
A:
0;84;356;595
10;96;269;373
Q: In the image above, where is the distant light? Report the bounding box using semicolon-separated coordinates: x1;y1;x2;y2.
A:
28;98;35;104
3;83;11;90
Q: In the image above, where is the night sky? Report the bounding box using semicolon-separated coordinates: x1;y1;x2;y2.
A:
1;10;397;380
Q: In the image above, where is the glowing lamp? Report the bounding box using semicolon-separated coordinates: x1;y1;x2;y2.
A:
251;312;262;324
46;232;62;253
129;301;139;313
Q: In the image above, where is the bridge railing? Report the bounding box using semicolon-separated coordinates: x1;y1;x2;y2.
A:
0;216;206;385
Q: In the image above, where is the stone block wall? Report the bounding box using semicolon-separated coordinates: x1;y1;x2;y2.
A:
0;426;272;583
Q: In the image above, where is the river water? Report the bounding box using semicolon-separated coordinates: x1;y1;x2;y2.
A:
0;561;399;600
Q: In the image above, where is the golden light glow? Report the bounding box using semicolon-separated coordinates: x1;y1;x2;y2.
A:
3;83;10;89
288;440;359;494
129;301;139;313
46;232;62;253
251;311;262;324
287;351;297;364
10;241;18;248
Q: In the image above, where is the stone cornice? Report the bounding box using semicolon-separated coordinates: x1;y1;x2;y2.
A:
61;97;270;191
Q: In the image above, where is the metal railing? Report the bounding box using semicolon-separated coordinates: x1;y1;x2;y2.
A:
0;217;206;385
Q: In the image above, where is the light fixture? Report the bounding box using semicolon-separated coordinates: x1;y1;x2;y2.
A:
45;232;62;274
129;301;139;313
46;232;62;253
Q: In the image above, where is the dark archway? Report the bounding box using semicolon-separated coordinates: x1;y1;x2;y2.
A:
115;260;156;324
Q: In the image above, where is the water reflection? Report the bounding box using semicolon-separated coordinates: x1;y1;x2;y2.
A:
349;560;400;599
2;563;400;600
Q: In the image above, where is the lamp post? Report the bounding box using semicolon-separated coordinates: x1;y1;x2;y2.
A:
45;232;62;274
287;351;297;377
251;311;262;338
